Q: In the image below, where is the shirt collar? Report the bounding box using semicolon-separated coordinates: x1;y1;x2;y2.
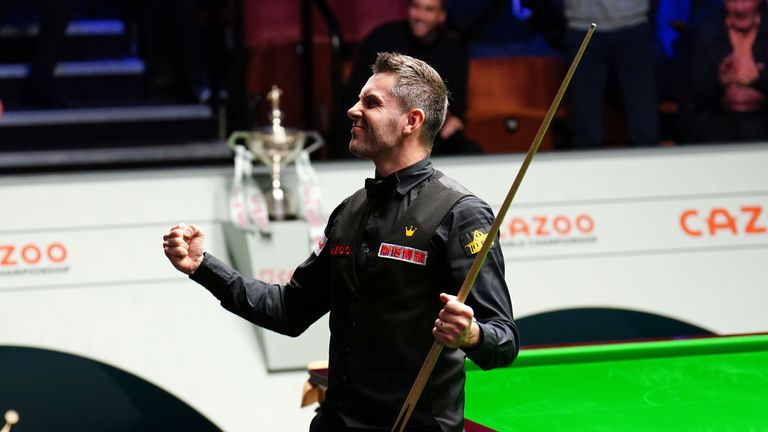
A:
367;158;434;198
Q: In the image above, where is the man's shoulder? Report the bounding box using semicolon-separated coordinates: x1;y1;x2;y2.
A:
325;188;363;223
434;170;473;197
336;188;367;211
435;28;466;48
432;171;496;217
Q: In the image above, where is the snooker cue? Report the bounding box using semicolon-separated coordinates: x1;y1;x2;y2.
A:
391;23;597;432
1;410;19;432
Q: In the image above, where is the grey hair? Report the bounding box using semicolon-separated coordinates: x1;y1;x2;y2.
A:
372;52;449;147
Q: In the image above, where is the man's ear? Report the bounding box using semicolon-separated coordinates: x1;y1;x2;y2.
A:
403;108;425;136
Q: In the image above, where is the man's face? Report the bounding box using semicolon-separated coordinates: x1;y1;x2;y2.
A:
725;0;760;25
407;0;446;42
347;73;406;160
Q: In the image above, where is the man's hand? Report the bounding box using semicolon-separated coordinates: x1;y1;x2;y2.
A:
732;57;762;85
433;293;481;349
719;55;737;85
162;223;205;275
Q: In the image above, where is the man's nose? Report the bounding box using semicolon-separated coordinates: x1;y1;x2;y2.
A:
347;102;361;120
411;7;428;21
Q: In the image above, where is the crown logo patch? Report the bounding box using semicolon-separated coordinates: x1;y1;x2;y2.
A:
405;225;417;237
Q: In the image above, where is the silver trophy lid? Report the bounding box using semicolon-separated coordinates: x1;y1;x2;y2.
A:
245;85;305;161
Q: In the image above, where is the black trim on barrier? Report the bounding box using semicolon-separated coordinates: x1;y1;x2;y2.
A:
516;307;715;346
0;346;222;432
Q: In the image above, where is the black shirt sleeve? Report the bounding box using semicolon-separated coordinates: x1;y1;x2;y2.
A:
190;201;349;337
435;195;519;369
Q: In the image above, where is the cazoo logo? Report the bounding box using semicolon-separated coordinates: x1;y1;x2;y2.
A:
0;242;68;266
500;214;596;239
499;213;597;248
680;205;767;237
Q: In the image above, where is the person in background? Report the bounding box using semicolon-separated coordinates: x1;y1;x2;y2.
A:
334;0;480;158
163;52;518;431
563;0;659;148
684;0;768;142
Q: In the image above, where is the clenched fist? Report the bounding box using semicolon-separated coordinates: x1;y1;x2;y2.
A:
162;223;205;275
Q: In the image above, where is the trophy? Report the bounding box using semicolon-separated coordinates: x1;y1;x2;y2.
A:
228;86;323;222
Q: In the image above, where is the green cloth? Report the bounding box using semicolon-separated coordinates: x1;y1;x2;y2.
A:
465;335;768;431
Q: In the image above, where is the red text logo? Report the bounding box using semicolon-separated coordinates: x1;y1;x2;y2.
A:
680;206;767;237
0;243;68;267
501;214;595;239
329;244;352;256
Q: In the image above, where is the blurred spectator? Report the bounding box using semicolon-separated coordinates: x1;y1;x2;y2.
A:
334;0;481;158
563;0;659;148
683;0;768;142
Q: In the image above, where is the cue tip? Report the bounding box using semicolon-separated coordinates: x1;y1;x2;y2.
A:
4;409;19;425
590;23;597;29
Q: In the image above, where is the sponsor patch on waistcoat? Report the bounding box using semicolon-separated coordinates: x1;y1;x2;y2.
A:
377;242;428;266
404;225;417;237
329;243;353;257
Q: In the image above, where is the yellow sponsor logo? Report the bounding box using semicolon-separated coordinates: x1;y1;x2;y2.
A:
405;225;418;237
464;230;489;255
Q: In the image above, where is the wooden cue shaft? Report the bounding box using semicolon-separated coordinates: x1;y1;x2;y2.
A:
391;23;597;432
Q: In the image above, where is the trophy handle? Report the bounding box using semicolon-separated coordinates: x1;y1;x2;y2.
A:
303;131;325;155
227;131;250;152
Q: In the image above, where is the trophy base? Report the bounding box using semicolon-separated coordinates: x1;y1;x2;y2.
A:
268;213;299;222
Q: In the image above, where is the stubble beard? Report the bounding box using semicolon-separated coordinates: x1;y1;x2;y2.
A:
349;117;400;160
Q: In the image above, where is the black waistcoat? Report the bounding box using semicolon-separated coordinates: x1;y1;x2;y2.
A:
325;171;469;431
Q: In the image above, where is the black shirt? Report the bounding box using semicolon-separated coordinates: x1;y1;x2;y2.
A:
192;158;518;430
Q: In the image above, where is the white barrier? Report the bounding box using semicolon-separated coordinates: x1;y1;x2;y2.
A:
1;143;767;431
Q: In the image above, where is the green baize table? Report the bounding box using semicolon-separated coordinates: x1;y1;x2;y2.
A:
465;334;768;431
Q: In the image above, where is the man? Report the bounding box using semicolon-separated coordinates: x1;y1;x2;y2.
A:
163;53;518;431
333;0;477;158
564;0;659;148
683;0;768;143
